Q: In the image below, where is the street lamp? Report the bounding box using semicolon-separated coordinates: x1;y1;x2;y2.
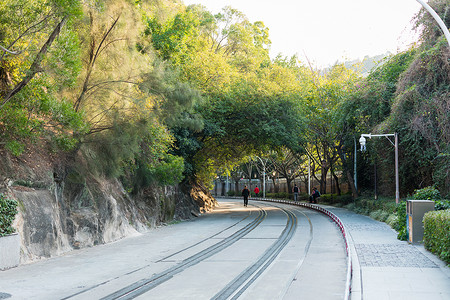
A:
416;0;450;49
359;133;400;204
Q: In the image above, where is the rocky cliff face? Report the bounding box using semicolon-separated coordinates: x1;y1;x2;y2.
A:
0;148;216;264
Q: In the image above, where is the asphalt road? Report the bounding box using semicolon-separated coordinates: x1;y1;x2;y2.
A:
0;198;347;300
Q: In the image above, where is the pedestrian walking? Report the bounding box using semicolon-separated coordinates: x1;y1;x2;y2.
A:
254;185;260;197
242;185;250;207
293;184;299;201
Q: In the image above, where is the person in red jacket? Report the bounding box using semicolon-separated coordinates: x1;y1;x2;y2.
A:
254;186;260;197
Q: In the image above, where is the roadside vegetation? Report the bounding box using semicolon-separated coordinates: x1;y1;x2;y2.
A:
0;194;18;236
328;186;450;264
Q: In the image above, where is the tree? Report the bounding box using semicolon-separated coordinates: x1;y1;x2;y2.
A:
270;148;305;194
0;0;86;154
301;63;361;195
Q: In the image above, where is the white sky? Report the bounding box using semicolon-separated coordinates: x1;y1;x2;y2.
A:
182;0;423;68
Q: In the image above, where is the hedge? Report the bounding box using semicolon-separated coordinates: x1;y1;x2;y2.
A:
0;194;18;237
423;209;450;264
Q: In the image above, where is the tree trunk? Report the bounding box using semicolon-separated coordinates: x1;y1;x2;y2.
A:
286;177;293;196
332;172;341;195
272;177;278;193
320;167;328;195
337;146;358;198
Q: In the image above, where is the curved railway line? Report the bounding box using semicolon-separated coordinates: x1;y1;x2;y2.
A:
100;206;269;300
81;199;349;300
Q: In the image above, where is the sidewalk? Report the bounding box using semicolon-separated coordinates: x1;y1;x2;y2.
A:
328;206;450;300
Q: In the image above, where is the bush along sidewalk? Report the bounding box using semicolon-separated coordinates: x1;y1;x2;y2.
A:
423;209;450;265
342;187;449;242
0;193;18;236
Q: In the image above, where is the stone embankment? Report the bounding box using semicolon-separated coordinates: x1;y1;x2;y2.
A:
0;149;215;265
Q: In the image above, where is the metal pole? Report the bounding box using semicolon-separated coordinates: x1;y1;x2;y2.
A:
263;165;266;198
416;0;450;49
374;158;378;200
308;156;311;195
226;174;229;195
354;137;357;191
360;133;400;203
395;132;400;204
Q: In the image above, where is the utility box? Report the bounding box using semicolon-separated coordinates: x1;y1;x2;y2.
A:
406;200;435;243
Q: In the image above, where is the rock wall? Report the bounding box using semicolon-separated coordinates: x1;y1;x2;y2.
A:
0;148;215;264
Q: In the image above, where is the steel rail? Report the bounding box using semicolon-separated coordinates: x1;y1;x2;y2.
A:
212;207;298;300
250;197;353;300
62;207;264;300
100;206;267;300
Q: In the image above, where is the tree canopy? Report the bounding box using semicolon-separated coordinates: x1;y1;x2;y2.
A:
0;0;448;197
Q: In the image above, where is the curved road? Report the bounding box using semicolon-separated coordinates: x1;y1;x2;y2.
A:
0;198;347;299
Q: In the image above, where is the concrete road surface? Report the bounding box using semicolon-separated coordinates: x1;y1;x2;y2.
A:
0;198;348;300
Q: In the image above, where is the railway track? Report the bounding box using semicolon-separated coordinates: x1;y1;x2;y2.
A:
51;199;347;300
100;206;268;299
212;207;298;300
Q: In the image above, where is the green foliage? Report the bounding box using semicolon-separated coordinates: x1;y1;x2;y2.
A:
5;140;25;157
342;197;408;239
82;119;143;178
344;197;398;215
266;192;290;199
414;0;450;46
319;193;353;206
0;194;18;237
347;49;416;133
423;209;450;264
394;201;408;240
435;200;450;211
145;10;201;63
0;0;447;209
227;190;236;197
83;115;184;190
149;154;185;186
397;226;408;241
0;77;88;155
45;28;82;88
369;210;390;223
0;0;86;155
411;186;441;200
110;119;187;192
139;61;204;131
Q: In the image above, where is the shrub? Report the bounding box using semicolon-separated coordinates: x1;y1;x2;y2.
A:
394;201;408;240
298;193;309;201
386;214;398;228
266;192;290;199
316;193;352;206
435;200;450;211
411;186;441;200
227;190;236;197
0;194;18;237
343;197;397;216
369;210;390;222
423;209;450;264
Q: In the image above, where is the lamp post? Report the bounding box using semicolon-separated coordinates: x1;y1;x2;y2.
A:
308;156;311;195
359;133;400;204
416;0;450;49
354;137;357;192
